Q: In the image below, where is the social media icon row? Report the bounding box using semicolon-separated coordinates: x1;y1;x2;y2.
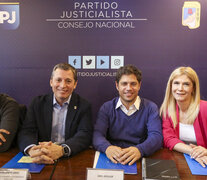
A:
68;56;124;69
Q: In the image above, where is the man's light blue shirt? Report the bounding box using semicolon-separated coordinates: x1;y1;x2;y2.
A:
51;95;71;143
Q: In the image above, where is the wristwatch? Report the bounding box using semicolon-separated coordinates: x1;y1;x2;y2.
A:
62;145;70;157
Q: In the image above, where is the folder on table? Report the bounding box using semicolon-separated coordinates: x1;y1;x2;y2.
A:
93;151;137;174
142;158;180;179
184;153;207;175
1;152;45;173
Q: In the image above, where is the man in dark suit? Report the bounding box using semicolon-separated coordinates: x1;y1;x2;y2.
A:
18;63;93;164
0;94;20;152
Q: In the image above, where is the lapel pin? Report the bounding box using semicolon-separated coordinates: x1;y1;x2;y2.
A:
74;106;77;109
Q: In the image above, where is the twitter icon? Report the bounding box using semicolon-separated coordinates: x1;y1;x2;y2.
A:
83;56;95;69
86;59;92;65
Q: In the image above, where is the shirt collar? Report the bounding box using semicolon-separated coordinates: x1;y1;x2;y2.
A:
53;94;71;106
115;96;141;110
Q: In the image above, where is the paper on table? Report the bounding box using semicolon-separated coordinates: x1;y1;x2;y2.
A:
18;156;33;163
93;151;100;168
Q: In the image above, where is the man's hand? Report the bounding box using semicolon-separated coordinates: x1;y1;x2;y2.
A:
190;144;207;159
119;146;141;165
39;142;63;160
27;145;54;164
105;146;122;164
32;154;54;164
0;129;10;145
28;145;44;157
27;141;63;164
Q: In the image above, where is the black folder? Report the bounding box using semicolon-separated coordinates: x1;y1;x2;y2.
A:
142;158;180;180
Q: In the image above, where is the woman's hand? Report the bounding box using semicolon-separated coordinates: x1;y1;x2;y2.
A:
194;156;207;168
190;144;207;159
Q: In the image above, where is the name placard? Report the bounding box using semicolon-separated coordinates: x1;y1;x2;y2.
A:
0;168;29;180
86;168;124;180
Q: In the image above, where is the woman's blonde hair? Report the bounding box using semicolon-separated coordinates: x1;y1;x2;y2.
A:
160;66;200;128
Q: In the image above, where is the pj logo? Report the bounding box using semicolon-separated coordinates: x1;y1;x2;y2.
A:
0;2;20;30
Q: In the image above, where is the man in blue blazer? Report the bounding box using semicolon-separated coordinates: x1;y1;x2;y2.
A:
18;63;93;164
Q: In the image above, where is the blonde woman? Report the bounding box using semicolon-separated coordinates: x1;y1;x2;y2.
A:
160;67;207;167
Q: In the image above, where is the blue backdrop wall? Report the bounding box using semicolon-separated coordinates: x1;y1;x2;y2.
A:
0;0;207;120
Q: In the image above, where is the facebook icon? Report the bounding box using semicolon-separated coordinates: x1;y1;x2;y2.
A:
68;56;81;69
